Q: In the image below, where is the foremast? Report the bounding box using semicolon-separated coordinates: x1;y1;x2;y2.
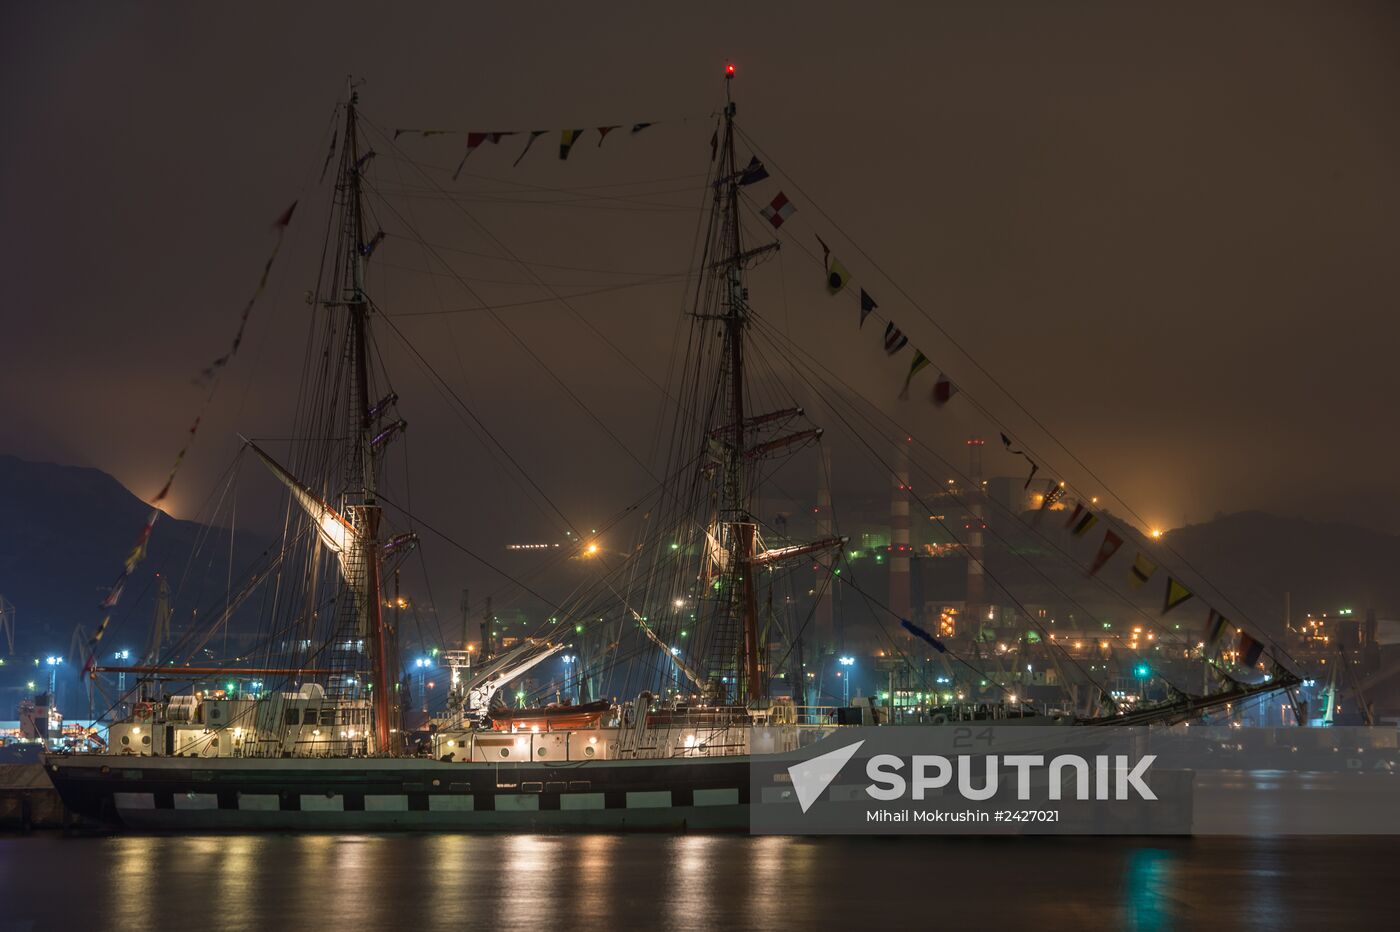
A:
335;84;395;753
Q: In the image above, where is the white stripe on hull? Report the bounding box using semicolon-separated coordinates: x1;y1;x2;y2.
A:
239;794;279;811
114;792;154;810
110;804;748;832
173;793;218;810
300;794;344;811
560;793;605;810
427;795;472;811
365;795;408;811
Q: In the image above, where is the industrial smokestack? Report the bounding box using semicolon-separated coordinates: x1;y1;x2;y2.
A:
966;437;986;614
889;436;912;622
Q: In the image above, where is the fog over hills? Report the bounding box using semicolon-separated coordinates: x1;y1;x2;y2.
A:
0;454;266;664
1162;511;1400;626
3;455;1397;690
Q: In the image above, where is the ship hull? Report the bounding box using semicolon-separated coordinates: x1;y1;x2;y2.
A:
46;754;752;832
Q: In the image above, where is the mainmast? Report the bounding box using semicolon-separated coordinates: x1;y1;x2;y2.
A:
712;66;764;706
338;83;395;753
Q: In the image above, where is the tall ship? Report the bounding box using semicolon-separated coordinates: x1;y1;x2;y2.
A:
47;71;1300;830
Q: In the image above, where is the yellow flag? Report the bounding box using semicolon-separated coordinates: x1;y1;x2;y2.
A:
559;129;585;160
1129;553;1157;589
826;257;850;295
1162;577;1194;614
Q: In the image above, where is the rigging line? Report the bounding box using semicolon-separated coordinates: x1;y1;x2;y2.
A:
175;537;310;669
414;484;661;640
359;182;677;453
379;235;698;278
383;149;596;540
382;276;689;318
377;188;701;213
372;181;706;208
374;178;708;202
377;448;702;634
750;318;1119;703
374;490;617;642
738;220;1169;624
400;444;448;653
372;296;656;525
360;125;692;414
691;420;1000;704
372;260;681;288
370;307;574;535
831;550;1040;711
735;124;1289;668
750;223;1294;677
358;145;686;431
737;194;1270;674
387;150;470;656
506;451;713;628
748;313;1200;665
745;316;1115;701
378;146;711;194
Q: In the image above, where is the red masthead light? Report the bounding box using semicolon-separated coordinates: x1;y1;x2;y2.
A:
726;63;736;76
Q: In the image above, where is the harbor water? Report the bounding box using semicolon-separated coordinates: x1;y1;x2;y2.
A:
0;832;1393;931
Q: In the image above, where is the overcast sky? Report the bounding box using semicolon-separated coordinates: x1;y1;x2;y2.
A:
5;0;1400;572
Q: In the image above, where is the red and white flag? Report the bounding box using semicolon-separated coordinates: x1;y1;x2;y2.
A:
760;192;795;228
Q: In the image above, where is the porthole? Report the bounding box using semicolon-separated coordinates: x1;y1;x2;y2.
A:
537;747;547;758
499;747;510;759
141;735;151;745
121;736;130;746
583;746;595;758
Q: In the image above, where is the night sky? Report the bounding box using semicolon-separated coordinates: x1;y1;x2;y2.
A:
5;0;1400;577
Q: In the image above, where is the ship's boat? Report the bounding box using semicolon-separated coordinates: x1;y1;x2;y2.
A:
488;700;611;732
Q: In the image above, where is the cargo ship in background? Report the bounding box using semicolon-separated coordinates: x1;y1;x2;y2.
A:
45;70;1302;831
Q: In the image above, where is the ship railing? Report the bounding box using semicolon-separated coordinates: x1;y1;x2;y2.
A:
792;705;842;725
614;718;751;760
230;737;371;758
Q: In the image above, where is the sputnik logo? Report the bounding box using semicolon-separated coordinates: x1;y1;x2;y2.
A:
788;740;865;813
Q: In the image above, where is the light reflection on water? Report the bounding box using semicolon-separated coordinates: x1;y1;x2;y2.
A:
6;833;1399;931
